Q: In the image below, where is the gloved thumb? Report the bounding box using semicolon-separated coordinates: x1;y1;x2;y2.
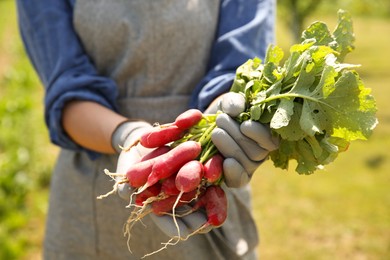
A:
204;92;246;116
219;92;246;117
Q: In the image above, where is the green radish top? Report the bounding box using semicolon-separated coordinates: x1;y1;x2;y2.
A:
227;9;378;174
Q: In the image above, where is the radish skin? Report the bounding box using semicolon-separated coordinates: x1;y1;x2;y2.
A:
201;185;228;227
203;154;224;184
161;175;180;196
159;185;227;252
140;125;185;148
151;190;197;215
142;141;202;190
134;183;162;206
171;160;204;244
98;147;170;198
126;160;156;188
141;146;171;161
186;185;228;235
175;160;204;193
126;146;171;188
174;109;203;130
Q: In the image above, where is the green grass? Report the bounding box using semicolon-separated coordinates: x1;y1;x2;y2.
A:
0;1;389;259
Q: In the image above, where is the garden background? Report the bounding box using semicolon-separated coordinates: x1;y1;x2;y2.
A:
1;0;389;259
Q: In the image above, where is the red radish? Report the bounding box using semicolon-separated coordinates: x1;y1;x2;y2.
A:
141;145;170;161
203;154;224;184
140;187;205;258
126;159;156;188
139;141;202;192
161;175;180;196
125;189;197;256
185;185;228;235
126;146;171;188
164;185;227;245
200;185;228;227
134;183;162;206
99;147;170;198
175;160;204;193
174;109;203;130
139;125;185;148
151;190;198;216
170;160;204;243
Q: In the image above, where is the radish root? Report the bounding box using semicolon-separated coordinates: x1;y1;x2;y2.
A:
96;169;126;199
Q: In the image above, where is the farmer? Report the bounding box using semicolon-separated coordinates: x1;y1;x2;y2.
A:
17;0;277;259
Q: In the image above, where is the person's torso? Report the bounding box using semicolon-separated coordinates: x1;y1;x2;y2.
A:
73;0;220;123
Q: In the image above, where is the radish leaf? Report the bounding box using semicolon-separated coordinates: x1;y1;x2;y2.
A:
229;9;378;174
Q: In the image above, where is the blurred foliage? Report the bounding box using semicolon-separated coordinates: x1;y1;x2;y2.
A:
277;0;390;42
318;0;390;17
0;1;56;259
277;0;324;41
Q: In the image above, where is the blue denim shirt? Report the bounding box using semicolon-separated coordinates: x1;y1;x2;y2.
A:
16;0;275;156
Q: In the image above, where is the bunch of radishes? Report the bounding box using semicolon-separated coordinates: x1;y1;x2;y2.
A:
102;109;228;249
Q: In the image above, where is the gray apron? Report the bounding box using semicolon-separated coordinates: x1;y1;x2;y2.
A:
43;1;258;259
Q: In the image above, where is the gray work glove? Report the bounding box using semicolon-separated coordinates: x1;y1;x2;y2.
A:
111;120;154;200
209;92;279;188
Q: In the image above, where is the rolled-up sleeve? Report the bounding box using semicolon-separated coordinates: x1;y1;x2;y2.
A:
190;0;276;111
16;0;118;153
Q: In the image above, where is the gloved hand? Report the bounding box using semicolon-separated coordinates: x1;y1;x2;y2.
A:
112;117;212;240
209;92;279;188
111;120;154;200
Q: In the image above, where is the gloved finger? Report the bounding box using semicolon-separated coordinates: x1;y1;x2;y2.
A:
115;145;154;201
113;148;140;202
116;143;155;173
223;158;251;188
204;96;222;114
149;211;191;238
216;113;269;161
180;207;211;234
240;120;279;151
211;128;258;174
111;121;152;153
116;147;142;174
220;92;246;117
117;182;134;201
